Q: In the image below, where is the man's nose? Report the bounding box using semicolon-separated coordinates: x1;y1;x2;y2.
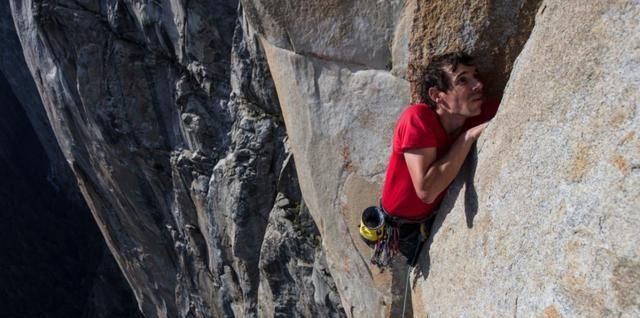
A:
472;78;483;92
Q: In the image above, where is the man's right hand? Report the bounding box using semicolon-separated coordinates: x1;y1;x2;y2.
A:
465;121;490;142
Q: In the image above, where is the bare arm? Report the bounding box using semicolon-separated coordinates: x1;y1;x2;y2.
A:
404;122;488;203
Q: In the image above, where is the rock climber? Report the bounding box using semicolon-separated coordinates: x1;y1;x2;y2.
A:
380;51;499;264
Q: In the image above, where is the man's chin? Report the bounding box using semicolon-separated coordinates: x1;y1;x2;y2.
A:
470;101;483;116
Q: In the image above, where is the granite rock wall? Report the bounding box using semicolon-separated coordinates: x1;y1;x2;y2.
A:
414;1;640;316
10;0;343;317
246;0;545;316
9;0;639;317
1;3;138;316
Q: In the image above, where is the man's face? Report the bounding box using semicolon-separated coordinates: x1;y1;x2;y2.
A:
439;64;484;117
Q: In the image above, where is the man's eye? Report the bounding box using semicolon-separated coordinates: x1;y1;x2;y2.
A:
458;77;467;84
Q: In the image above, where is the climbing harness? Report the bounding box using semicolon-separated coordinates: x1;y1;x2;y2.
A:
361;204;433;272
359;203;435;316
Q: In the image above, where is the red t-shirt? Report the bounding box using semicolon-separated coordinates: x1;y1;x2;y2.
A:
381;100;499;219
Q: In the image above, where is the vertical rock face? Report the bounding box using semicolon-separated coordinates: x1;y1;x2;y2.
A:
257;153;345;317
0;3;138;317
0;0;78;191
10;0;234;315
0;71;139;318
241;0;638;317
415;1;640;316
245;0;541;316
9;0;638;317
10;0;344;317
244;1;411;315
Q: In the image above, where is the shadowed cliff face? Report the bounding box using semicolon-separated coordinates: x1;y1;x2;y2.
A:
9;0;344;317
0;3;138;316
0;71;140;318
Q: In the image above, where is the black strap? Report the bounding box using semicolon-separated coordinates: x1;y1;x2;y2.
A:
379;201;435;225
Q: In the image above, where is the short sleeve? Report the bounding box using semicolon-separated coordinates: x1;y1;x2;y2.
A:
394;106;438;153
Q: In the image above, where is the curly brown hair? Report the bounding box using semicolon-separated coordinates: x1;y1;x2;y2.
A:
422;52;474;107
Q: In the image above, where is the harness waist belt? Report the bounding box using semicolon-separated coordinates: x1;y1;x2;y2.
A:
379;201;435;225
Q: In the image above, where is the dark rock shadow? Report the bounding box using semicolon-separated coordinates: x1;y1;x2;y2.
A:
464;143;479;228
412;144;480;284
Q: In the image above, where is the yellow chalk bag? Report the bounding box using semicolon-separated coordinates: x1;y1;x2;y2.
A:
359;206;386;243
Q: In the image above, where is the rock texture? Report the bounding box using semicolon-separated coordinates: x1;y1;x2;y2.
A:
8;0;639;317
257;153;345;317
242;0;405;70
10;0;343;317
0;71;139;318
248;0;541;316
248;1;411;315
414;1;640;316
1;3;138;317
408;0;543;102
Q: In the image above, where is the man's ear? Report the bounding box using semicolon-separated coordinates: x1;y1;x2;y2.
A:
428;87;443;105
